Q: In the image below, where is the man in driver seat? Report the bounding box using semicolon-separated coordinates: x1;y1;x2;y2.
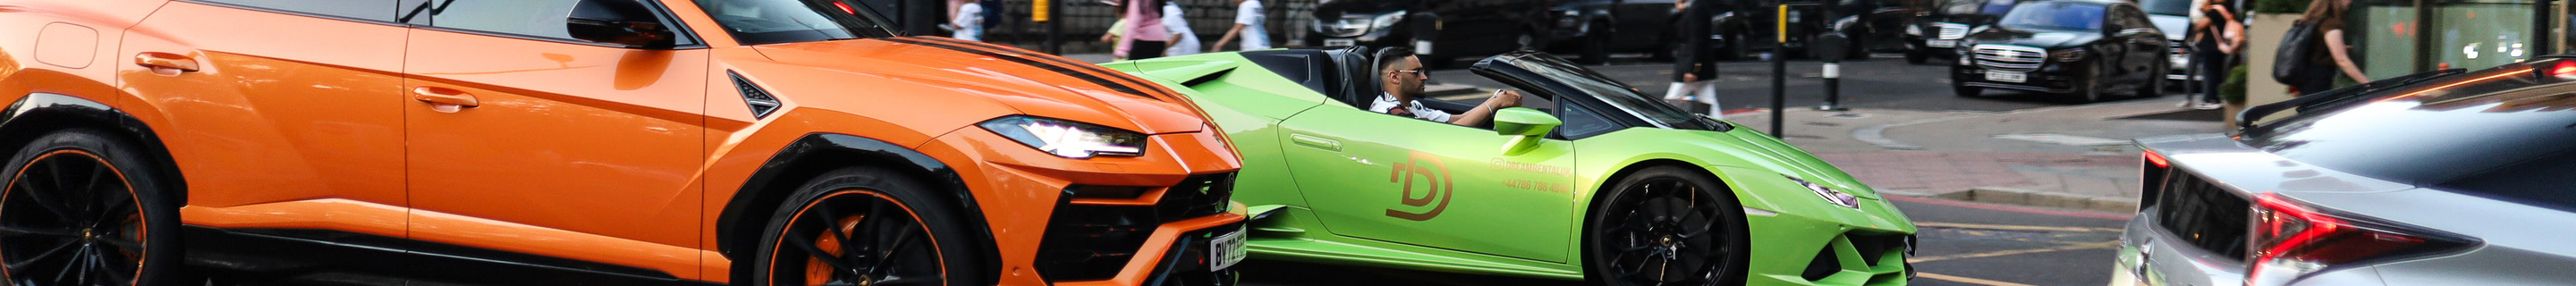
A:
1370;47;1524;126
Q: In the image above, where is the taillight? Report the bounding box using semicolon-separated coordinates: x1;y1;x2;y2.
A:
2244;193;2475;286
2550;61;2576;79
2143;150;2170;168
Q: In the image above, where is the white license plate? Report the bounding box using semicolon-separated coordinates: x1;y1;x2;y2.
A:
1208;227;1248;271
1985;71;2028;82
1325;38;1356;46
1928;39;1957;47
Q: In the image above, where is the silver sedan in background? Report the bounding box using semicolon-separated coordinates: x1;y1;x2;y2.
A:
2113;57;2576;286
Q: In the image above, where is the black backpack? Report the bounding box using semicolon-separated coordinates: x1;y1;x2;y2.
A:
2272;21;2321;83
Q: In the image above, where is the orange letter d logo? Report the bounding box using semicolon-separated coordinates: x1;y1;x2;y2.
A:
1385;151;1452;221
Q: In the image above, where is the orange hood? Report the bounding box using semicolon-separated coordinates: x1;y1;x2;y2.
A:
747;37;1207;135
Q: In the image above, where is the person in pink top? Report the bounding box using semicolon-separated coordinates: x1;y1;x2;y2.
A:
1122;0;1171;59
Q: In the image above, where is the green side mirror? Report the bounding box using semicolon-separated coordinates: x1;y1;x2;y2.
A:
1493;107;1559;137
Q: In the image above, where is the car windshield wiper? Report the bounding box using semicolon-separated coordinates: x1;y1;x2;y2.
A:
2236;68;2466;129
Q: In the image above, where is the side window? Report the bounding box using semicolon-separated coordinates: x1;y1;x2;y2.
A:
196;0;396;22
409;0;698;46
1556;103;1621;139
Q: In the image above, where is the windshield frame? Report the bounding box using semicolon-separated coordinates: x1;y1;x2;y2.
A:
1997;1;2107;31
691;0;903;46
1470;52;1726;135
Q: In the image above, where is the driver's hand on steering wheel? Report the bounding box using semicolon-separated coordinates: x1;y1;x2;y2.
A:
1492;90;1525;107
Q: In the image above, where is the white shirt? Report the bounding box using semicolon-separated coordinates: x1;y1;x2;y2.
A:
952;2;983;41
1163;3;1203;55
1233;0;1270;50
1368;93;1451;122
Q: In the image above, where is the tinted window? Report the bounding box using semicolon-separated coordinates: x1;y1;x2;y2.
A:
2436;151;2576;212
199;0;394;22
1557;104;1620;139
694;0;900;45
415;0;582;39
1998;2;2105;30
2242;60;2576;211
2139;0;2192;16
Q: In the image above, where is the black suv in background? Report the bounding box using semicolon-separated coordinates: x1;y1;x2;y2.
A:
1309;0;1555;66
1905;0;2016;63
1950;0;2166;102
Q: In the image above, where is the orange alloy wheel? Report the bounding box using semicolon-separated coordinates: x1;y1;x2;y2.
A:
767;190;944;286
1;150;146;285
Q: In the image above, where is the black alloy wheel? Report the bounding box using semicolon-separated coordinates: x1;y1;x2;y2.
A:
2080;72;2107;103
2138;63;2166;97
752;167;980;286
1585;166;1749;286
0;129;178;286
1723;30;1753;61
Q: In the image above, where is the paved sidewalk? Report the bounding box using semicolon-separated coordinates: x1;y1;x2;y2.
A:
1724;98;2230;213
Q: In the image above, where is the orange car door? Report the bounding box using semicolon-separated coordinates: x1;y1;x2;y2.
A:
118;0;414;239
395;0;710;281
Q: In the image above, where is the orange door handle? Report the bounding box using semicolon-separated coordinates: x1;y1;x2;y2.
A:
411;87;480;108
133;52;199;72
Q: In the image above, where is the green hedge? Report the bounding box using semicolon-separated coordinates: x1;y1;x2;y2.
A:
2221;65;2250;105
2254;0;2309;14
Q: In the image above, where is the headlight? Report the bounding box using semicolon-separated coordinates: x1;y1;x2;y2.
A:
1787;176;1860;208
1370;11;1409;29
978;115;1148;159
1905;25;1922;36
2051;48;2086;62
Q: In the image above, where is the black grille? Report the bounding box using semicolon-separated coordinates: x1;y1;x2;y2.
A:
726;71;781;119
1035;173;1239;282
1801;245;1841;281
2152;172;2249;260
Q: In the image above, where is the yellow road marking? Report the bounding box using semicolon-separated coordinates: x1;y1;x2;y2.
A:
1915;222;2122;232
1916;272;2044;286
1909;241;2117;264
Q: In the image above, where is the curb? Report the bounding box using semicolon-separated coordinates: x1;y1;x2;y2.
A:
1931;187;2139;214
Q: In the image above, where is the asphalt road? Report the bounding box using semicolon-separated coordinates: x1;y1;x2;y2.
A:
1235;197;2130;286
1234;53;2144;286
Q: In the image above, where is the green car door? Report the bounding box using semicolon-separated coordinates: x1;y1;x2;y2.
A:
1274;102;1580;263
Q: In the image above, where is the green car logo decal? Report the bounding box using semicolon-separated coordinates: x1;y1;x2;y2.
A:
1386;151;1453;221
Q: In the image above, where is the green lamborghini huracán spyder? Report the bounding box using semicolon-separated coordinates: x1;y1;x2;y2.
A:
1106;48;1918;286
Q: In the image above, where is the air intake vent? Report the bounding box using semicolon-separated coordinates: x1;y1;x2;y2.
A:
727;71;781;119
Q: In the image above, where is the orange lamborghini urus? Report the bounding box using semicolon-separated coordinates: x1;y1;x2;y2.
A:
0;0;1249;285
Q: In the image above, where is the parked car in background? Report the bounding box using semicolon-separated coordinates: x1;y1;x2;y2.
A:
1546;0;1682;63
1904;0;2016;63
2117;59;2576;286
1828;0;1918;60
1309;0;1555;66
2138;0;2195;83
1949;0;2167;102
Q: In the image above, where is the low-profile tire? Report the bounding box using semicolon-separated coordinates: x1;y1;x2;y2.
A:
2138;64;2166;97
1583;166;1750;286
748;167;985;286
0;129;182;286
2080;75;2107;103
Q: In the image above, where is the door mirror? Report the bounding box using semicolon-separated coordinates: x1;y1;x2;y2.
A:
1494;107;1561;137
568;0;675;48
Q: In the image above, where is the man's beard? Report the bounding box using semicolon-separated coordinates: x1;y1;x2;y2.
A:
1398;81;1426;98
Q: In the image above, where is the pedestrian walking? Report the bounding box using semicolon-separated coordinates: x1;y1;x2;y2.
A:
1210;0;1269;51
2292;0;2367;95
2186;0;2243;109
1163;2;1203;56
1663;0;1722;118
950;0;985;41
1123;0;1170;60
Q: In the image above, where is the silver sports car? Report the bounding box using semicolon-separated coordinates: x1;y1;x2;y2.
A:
2112;57;2576;286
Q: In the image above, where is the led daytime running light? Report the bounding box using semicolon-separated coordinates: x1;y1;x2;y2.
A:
979;116;1148;159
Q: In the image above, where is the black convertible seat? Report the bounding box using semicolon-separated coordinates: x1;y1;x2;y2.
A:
1239;46;1382;108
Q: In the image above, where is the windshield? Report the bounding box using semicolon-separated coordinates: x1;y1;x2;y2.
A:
1998;1;2104;30
2139;0;2190;15
1501;56;1720;130
693;0;900;45
1978;0;2018;14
